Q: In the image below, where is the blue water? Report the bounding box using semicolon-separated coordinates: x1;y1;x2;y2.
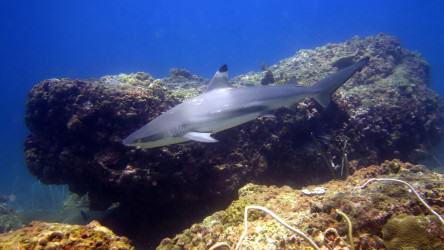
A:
0;0;443;208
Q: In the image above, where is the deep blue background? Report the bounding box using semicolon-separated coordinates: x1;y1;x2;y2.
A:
0;0;443;202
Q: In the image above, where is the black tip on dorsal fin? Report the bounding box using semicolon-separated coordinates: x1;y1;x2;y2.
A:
360;56;370;65
206;64;230;92
219;64;228;73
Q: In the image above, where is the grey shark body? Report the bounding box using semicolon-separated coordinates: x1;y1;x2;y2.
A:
123;58;368;149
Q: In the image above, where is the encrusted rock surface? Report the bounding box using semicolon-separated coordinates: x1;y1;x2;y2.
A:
382;215;444;250
0;203;22;234
0;220;134;249
24;34;444;246
157;160;444;250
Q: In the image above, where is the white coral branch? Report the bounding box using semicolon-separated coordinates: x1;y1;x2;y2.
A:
355;177;444;225
234;205;320;250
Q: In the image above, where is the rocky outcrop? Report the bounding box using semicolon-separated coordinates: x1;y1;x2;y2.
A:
157;160;444;249
0;220;134;249
24;34;444;247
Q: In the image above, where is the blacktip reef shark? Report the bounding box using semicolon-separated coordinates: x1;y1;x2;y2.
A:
123;57;368;149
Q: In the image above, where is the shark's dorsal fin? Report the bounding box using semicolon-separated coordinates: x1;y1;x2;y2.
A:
184;132;218;143
206;64;230;91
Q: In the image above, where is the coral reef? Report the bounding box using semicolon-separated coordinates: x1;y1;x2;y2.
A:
24;34;444;246
157;160;444;249
0;220;134;249
382;215;444;250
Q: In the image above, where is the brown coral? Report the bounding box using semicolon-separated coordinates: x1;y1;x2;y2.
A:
0;220;134;250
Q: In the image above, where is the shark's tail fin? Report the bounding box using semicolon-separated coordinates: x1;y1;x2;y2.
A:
312;57;369;108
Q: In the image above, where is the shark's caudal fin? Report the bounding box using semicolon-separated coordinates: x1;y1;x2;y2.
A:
313;57;369;108
207;64;231;91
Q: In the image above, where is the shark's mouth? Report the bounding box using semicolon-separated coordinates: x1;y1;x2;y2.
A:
137;133;165;143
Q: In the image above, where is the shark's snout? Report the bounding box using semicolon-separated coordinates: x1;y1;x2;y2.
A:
122;133;139;146
122;129;147;146
122;136;133;146
123;128;181;149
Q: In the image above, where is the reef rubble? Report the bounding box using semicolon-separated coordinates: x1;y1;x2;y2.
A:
0;203;22;234
157;160;444;250
23;34;444;247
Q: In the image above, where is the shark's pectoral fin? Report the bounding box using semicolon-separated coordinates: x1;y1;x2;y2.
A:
184;132;218;143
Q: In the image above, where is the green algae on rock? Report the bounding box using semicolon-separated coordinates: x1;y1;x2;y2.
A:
382;215;444;250
0;220;134;250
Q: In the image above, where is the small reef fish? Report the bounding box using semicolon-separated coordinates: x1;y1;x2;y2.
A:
123;58;369;149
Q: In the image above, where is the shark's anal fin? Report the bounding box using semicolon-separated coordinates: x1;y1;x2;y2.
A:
206;64;231;91
313;94;331;108
184;132;218;143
